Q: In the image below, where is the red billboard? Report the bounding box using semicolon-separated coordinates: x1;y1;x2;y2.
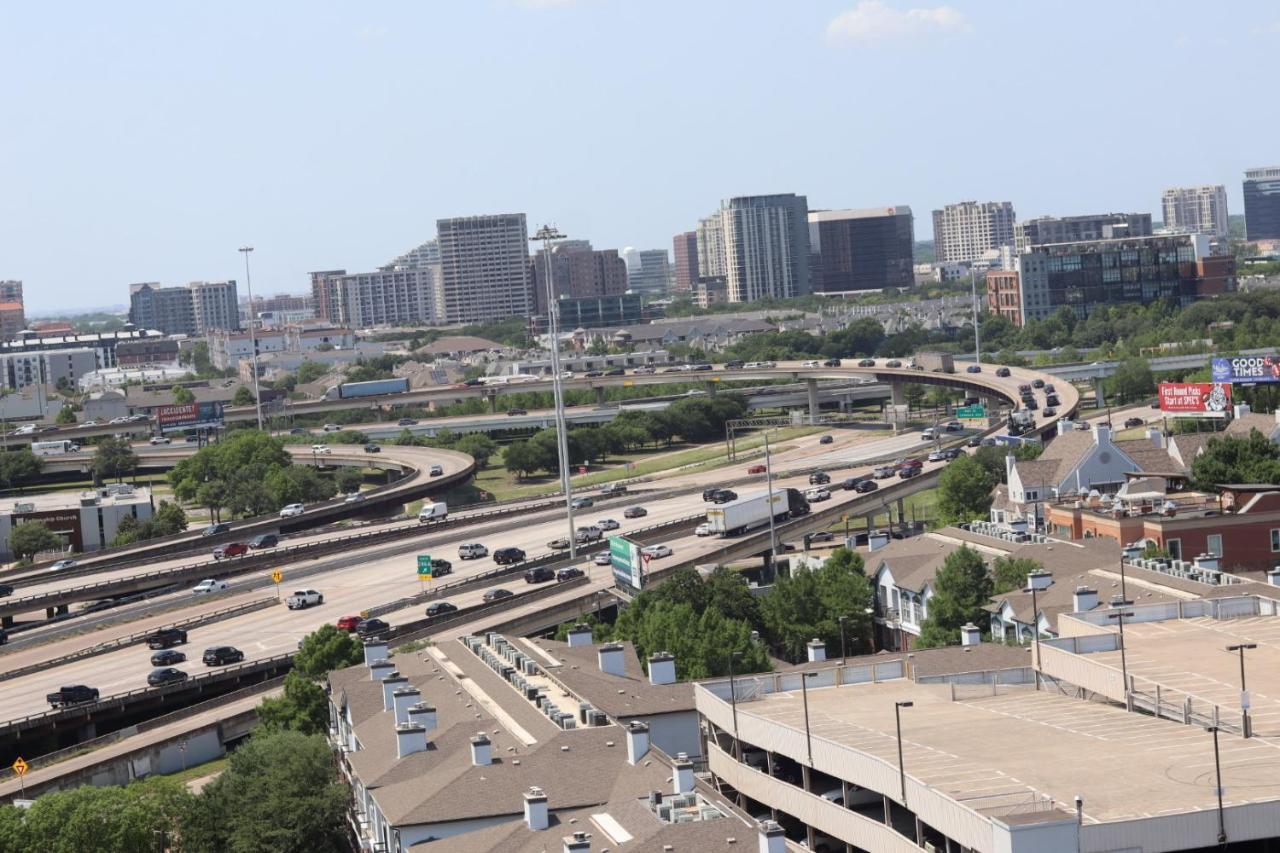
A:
1158;382;1231;414
156;401;225;433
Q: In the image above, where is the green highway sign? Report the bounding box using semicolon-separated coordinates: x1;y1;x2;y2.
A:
956;405;986;419
417;555;433;577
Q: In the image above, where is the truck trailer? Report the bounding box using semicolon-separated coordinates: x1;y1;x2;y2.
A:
916;352;955;373
705;488;810;536
323;378;411;400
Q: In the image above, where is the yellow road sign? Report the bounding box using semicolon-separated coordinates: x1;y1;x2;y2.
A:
11;757;27;776
271;569;283;584
623;380;634;387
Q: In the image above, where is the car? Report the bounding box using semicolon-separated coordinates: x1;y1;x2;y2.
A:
928;449;945;462
941;448;961;460
191;578;229;594
995;367;1011;377
596;518;620;531
279;503;305;518
201;522;231;538
804;487;831;502
149;435;170;445
695;522;712;536
1043;406;1057;417
660;366;682;374
1017;383;1032;394
980;437;998;446
822;358;842;367
1124;417;1144;429
1044;383;1056;393
710;489;737;504
343;492;365;504
896;458;923;471
213;542;248;560
604;367;625;376
150;649;187;666
336;615;364;632
944;421;963;432
723;360;744;369
50;559;77;571
556;567;585;582
1032;378;1045;389
426;601;459;618
631;366;656;375
289;427;307;435
857;358;876;367
641;544;673;559
248;533;278;549
808;472;830;485
203;646;244;666
525;566;555;584
1045;394;1060;407
1150;399;1162;409
885;359;902;368
600;482;628;497
966;435;985;447
397;417;417;426
921;427;937;441
966;364;982;373
805;531;835;545
0;584;12;598
286;589;323;609
356;618;391;638
429;465;444;476
855;479;879;494
570;496;594;510
363;443;382;454
458;543;489;560
747;464;767;475
899;466;921;479
494;546;527;565
483;588;514;603
819;434;834;444
872;466;895;479
623;506;647;519
323;423;341;432
506;408;528;416
802;359;821;368
311;444;332;454
690;363;713;372
1024;398;1039;411
148;667;189;687
47;685;100;708
1075;420;1092;431
744;361;776;369
146;628;188;649
82;420;99;427
184;434;201;443
593;550;611;566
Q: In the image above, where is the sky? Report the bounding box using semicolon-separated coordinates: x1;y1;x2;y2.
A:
2;0;1278;314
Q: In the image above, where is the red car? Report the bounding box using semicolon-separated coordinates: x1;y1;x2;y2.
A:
895;459;923;472
212;542;248;560
747;464;767;475
336;615;364;632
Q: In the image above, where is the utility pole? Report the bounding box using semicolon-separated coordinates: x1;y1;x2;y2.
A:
238;246;264;431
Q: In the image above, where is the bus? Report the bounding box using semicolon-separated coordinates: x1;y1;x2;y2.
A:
31;440;81;456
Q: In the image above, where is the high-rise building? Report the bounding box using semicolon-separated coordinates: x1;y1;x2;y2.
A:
1014;212;1152;253
436;214;532;324
308;268;439;328
720;193;811;302
671;231;699;293
0;281;22;305
808;206;914;292
1244;166;1280;241
529;241;627;314
0;302;25;341
1161;185;1229;239
188;281;240;335
626;249;672;298
696;213;727;279
127;281;239;337
986;270;1023;326
383;239;440;270
932;201;1016;264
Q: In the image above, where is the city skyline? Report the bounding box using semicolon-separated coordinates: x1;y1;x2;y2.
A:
3;0;1277;312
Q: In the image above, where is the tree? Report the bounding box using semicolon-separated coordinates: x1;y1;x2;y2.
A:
916;546;992;648
232;385;256;407
0;777;192;853
453;433;497;468
256;670;331;735
172;385;196;404
394;428;418;446
334;467;363;494
503;440;541;480
56;405;77;425
293;361;328;386
1191;429;1280;490
10;521;62;560
902;383;926;411
761;555;873;662
293;624;363;679
152;500;188;536
1109;357;1155;404
0;449;43;491
937;454;998;525
180;731;349;853
93;435;139;483
197;479;228;523
991;556;1042;595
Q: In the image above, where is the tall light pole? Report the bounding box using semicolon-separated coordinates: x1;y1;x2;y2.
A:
894;700;913;805
838;615;848;665
1208;725;1227;845
1227;643;1257;738
764;432;779;572
238;246;264;431
970;267;981;365
727;650;743;760
800;671;817;767
1108;598;1134;698
531;225;576;558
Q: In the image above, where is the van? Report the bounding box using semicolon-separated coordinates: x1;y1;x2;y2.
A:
248;533;278;550
417;501;448;522
921;428;936;440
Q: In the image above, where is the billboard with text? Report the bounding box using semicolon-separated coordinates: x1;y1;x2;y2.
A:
1212;356;1280;384
609;535;644;590
1158;382;1231;415
156;401;225;433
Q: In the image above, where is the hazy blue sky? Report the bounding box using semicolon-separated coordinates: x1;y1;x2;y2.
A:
3;0;1277;313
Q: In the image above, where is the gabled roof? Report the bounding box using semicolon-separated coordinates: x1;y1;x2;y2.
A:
871;535;960;592
519;638;696;718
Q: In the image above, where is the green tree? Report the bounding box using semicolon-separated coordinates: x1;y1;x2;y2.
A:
991;556;1042;595
196;479;228;523
0;449;43;491
293;624;363;679
256;670;331;735
453;433;497;468
936;454;998;525
334;467;363;494
55;405;77;425
293;361;328;386
172;385;196;404
761;555;873;662
902;383;926;410
0;777;192;853
1109;357;1155;404
916;546;992;648
503;440;542;480
1190;429;1280;490
92;435;139;483
232;385;256;406
394;428;418;446
10;521;62;560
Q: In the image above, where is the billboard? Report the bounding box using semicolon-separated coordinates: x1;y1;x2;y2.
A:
1212;356;1280;384
609;535;644;590
156;401;225;434
1158;382;1232;415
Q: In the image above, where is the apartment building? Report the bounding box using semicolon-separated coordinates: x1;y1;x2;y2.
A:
671;230;699;293
931;201;1016;264
696;212;727;279
0;281;22;305
1014;212;1152;253
808;206;914;292
1161;185;1229;239
529;240;627;314
625;248;673;298
985;269;1023;326
0;348;98;391
208;324;356;370
437;213;532;324
720;194;812;302
0;302;24;341
1244;166;1280;242
127;281;240;336
309;267;439;328
0;329;166;369
384;238;440;269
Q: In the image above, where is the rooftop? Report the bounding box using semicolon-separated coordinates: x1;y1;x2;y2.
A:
4;485;151;514
518;637;696;719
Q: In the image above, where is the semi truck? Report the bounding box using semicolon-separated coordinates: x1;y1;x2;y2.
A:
323;377;410;400
705;488;810;536
916;352;955;373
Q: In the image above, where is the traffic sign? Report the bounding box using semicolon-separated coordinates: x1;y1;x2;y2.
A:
956;404;986;419
270;569;283;584
11;757;27;776
417;555;433;577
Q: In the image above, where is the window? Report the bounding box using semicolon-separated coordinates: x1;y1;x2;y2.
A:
1272;529;1280;553
1206;535;1222;558
1167;539;1182;561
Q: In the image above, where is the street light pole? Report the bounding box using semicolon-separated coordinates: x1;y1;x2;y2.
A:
894;700;913;805
1026;580;1044;690
1107;598;1135;698
531;225;577;558
970;267;981;365
801;671;817;767
728;651;743;760
1208;725;1227;844
764;432;778;572
1227;643;1257;738
238;246;264;432
838;615;848;665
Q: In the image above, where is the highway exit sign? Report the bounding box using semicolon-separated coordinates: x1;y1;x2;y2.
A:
417;556;433;577
956;405;986;419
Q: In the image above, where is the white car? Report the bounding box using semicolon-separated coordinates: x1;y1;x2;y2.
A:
280;503;305;518
641;544;673;559
323;423;341;432
596;518;620;531
109;416;131;425
149;436;170;445
82;420;99;427
343;492;365;503
458;543;489;560
50;559;77;571
311;444;332;454
927;450;945;462
192;578;230;594
802;359;821;368
593;551;611;566
804;488;831;502
695;522;712;537
286;589;323;609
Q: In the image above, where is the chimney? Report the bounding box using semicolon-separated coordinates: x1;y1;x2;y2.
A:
564;831;591;853
959;623;981;647
672;753;694;794
363;640;390;667
1027;570;1052;591
395;723;427;759
598;643;626;677
470;732;492;766
392;687;421;725
758;820;786;853
1057;420;1070;436
1005;453;1016;482
648;651;676;685
806;638;826;663
1073;586;1098;612
381;673;407;711
407;703;437;734
566;623;593;648
868;530;890;552
1146;427;1165;449
369;659;394;682
524;786;549;831
1269;568;1280;587
1092;422;1110;445
626;720;650;764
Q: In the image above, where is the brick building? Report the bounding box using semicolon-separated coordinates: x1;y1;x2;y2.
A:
986;270;1023;326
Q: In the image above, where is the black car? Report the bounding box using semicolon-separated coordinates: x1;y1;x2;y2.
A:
248;533;278;550
146;628;188;650
822;358;842;367
428;558;453;577
556;567;585;582
707;489;737;504
857;358;876;367
494;547;527;565
819;434;834;444
147;667;188;687
397;418;418;426
483;588;514;603
995;367;1011;377
604;367;626;376
507;408;528;416
1045;394;1060;407
898;467;921;479
0;583;13;598
356;618;391;638
1043;406;1057;417
723;360;744;370
289;427;308;435
426;601;459;618
1044;384;1056;394
150;649;186;667
203;646;245;666
966;436;982;447
840;477;861;490
201;522;230;537
855;479;879;494
524;566;555;584
1024;399;1039;411
940;448;961;460
808;471;830;485
363;443;382;454
1124;417;1145;429
691;363;714;372
966;364;982;373
623;506;647;518
1032;378;1045;389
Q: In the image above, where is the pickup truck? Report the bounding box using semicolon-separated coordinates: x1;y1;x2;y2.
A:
286;589;324;610
47;685;100;708
146;627;188;649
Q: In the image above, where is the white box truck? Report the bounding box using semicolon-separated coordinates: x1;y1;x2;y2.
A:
705;488;810;536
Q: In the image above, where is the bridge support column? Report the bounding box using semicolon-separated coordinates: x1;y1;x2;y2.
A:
890;382;906;406
1093;376;1106;409
704;380;718;397
806;379;820;424
46;607;56;619
0;615;10;628
57;604;69;616
594;386;607;406
897;498;906;529
487;391;498;413
78;721;97;740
